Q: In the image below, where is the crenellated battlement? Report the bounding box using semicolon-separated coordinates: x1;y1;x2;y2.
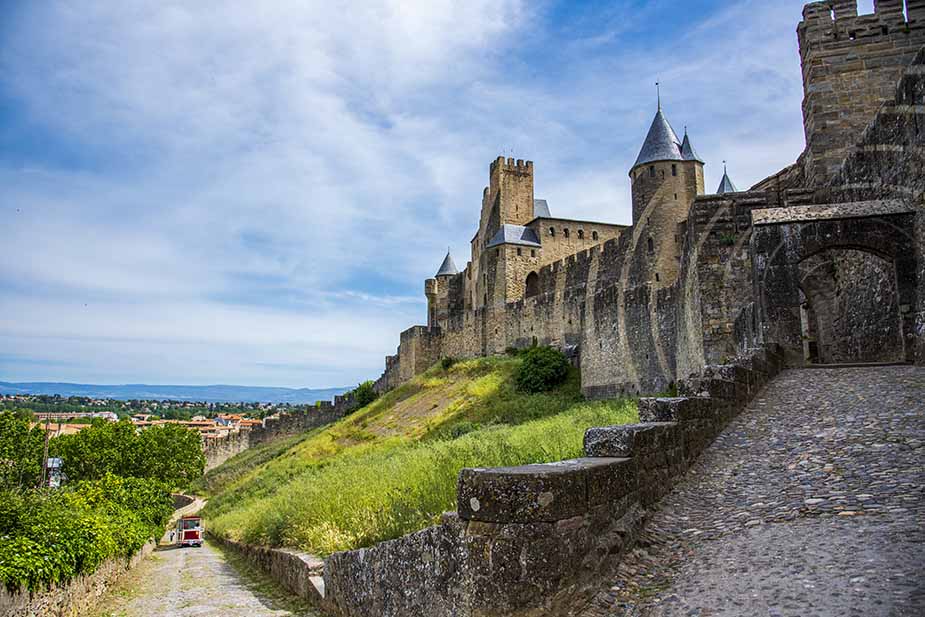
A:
798;0;925;186
489;156;534;175
802;0;923;26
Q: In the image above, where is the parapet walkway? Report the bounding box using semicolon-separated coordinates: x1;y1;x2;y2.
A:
582;366;925;617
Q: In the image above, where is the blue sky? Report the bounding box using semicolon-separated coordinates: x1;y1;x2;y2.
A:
1;0;815;388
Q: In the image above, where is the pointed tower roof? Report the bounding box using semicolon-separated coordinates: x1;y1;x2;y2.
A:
680;128;704;164
633;108;684;168
716;163;738;194
435;250;459;277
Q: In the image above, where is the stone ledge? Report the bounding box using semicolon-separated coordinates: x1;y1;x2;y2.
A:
583;423;679;458
457;457;634;523
752;199;911;225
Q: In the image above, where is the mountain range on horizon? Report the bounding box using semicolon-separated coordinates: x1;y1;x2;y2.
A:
0;380;352;404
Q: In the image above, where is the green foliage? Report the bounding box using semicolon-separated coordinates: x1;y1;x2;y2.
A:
351;381;378;410
0;412;46;490
51;420;204;490
200;356;638;557
207;400;636;555
515;346;571;393
440;357;457;370
0;475;172;592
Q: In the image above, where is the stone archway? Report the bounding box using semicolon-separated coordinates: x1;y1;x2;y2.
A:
751;207;917;365
798;248;905;364
525;271;540;299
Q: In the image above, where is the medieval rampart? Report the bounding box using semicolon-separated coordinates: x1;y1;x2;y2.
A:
202;392;357;470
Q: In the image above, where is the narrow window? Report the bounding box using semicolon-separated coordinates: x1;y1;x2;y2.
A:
882;26;889;36
516;247;522;256
655;272;660;282
564;228;570;238
549;227;555;237
674;193;678;200
671;164;677;177
592;231;599;241
578;230;584;240
849;31;857;40
649;165;655;178
647;237;654;253
530;249;536;257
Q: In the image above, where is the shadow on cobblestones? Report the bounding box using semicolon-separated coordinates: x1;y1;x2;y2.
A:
582;366;925;617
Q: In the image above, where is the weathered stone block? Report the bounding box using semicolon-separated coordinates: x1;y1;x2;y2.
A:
583;422;679;458
457;457;629;523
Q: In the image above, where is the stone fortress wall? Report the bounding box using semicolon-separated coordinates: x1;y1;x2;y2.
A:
202;391;357;470
374;0;925;399
223;4;925;616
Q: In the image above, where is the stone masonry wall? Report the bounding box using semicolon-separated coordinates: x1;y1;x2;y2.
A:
202;391;357;471
798;0;925;186
323;345;785;617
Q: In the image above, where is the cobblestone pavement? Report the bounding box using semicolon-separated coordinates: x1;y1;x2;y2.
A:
93;539;318;617
581;366;925;617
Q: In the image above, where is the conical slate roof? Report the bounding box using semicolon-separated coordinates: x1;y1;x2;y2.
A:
633;108;684;168
435;251;458;277
716;168;738;194
680;130;704;164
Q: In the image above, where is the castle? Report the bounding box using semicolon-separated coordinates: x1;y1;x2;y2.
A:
373;0;925;398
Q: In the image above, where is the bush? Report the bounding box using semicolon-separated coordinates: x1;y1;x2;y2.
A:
515;346;571;393
0;475;172;592
352;381;378;410
440;357;456;370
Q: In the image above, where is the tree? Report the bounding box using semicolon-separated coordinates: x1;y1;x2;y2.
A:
50;420;204;490
136;424;204;489
0;412;45;489
50;419;140;483
352;381;378;410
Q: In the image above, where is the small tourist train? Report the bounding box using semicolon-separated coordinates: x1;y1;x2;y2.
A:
176;515;204;547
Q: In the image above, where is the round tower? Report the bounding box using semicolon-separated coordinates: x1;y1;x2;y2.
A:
629;106;704;227
629;104;705;286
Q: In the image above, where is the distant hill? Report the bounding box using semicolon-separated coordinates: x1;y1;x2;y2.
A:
0;381;352;404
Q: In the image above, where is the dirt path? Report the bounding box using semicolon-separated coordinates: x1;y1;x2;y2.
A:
94;539;318;617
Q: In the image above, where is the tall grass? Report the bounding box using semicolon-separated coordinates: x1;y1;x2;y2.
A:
207;399;636;556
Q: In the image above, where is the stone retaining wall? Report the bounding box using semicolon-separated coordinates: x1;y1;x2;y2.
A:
321;344;786;617
208;534;326;608
0;542;155;617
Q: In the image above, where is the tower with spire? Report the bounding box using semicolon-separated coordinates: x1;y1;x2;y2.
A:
629;96;705;286
716;161;738;194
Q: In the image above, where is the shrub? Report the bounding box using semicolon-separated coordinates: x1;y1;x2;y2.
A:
352;381;378;410
440;357;457;370
0;475;172;592
515;346;570;393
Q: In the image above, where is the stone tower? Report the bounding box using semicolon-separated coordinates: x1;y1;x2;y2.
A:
426;251;459;328
798;0;925;186
629;106;705;285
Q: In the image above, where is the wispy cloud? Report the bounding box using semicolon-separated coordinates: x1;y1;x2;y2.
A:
0;0;808;387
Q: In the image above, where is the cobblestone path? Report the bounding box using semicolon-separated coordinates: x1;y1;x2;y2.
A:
582;366;925;617
93;539;318;617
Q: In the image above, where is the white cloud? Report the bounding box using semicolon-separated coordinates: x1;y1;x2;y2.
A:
0;0;810;386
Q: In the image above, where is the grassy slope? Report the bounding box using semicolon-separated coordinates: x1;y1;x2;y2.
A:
198;356;637;556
